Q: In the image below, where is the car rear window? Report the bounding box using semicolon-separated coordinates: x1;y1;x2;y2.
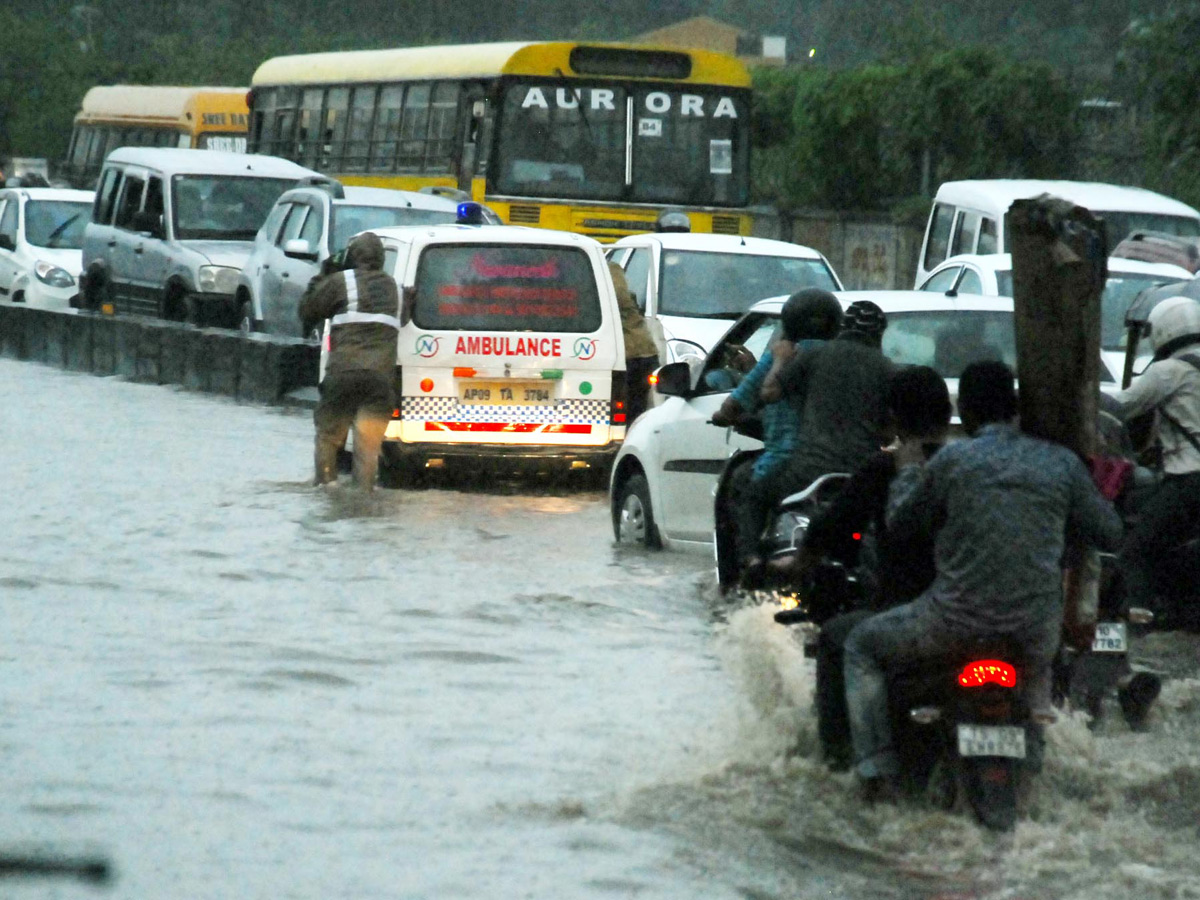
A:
412;244;603;333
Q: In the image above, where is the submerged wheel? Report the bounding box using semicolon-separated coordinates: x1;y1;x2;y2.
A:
614;473;661;549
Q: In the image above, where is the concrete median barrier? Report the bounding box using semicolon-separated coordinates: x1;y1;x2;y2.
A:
2;305;320;406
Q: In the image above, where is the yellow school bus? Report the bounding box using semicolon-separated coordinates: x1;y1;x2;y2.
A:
63;86;249;187
248;42;752;240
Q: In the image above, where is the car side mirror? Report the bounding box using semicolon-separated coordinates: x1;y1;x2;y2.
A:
653;361;692;398
132;210;163;238
0;234;15;251
284;238;318;262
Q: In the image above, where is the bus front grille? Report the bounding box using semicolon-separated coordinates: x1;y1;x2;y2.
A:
712;215;740;235
508;205;541;224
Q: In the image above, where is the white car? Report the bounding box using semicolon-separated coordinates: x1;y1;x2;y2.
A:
606;231;842;364
918;252;1192;383
0;186;94;309
609;291;1017;550
237;182;461;336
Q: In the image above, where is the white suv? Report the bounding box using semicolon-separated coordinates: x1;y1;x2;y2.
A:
80;148;319;327
237;183;460;336
607;231;842;363
0;185;94;310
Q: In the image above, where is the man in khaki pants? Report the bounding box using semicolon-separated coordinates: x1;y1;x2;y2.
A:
299;232;400;489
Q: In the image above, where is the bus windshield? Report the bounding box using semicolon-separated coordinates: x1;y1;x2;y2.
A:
172;175;297;241
413;244;602;333
493;81;749;207
658;250;838;317
25;201;92;249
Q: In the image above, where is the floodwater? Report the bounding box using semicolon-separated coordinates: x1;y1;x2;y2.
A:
2;358;1199;900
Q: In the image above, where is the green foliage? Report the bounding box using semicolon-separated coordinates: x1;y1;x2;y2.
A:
1118;4;1200;208
753;48;1080;212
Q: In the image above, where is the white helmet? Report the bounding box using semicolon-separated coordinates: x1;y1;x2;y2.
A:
1147;295;1200;354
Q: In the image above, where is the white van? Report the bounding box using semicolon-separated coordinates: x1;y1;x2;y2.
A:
915;179;1200;287
324;220;627;479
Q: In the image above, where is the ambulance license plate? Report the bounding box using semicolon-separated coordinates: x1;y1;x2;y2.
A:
1091;622;1127;653
957;724;1026;759
459;382;553;406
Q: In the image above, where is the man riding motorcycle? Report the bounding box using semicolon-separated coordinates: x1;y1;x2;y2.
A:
843;361;1122;801
1111;295;1200;628
710;288;844;576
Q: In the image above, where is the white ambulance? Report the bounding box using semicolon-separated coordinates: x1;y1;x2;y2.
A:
340;212;627;481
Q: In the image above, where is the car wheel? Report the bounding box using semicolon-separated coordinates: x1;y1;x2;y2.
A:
614;473;662;549
379;444;423;490
163;285;188;323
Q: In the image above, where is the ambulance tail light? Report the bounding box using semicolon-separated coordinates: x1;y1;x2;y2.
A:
391;365;403;418
610;372;628;425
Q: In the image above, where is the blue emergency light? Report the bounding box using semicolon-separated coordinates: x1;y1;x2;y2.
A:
456;201;489;226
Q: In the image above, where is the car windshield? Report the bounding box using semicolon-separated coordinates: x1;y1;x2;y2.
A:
172;175;297;241
996;268;1182;351
24;200;92;249
658;250;838;317
412;244;602;333
331;203;457;253
1100;212;1200;249
492;81;750;206
882;310;1017;379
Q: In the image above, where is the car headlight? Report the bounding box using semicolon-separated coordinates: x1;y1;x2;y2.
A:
198;265;240;294
34;260;76;288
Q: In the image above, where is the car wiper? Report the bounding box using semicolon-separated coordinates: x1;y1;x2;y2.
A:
45;214;82;247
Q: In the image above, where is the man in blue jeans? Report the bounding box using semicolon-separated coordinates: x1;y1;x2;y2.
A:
843;362;1123;800
710;289;844;575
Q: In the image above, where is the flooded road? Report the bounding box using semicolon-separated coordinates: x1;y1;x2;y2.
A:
2;358;1199;900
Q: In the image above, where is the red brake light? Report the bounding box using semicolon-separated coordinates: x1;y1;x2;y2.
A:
958;660;1017;688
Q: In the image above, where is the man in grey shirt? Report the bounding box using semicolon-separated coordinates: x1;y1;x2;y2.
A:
843;361;1122;797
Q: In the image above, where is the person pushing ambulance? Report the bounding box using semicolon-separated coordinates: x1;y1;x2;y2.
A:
299;231;400;490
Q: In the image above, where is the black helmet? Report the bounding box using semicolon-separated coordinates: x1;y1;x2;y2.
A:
780;288;842;341
841;300;888;341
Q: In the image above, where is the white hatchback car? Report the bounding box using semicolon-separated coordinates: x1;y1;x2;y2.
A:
918;252;1191;383
606;231;842;364
237;183;461;336
0;186;94;309
609;291;1017;550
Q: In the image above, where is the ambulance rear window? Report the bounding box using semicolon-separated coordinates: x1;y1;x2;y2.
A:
413;244;603;333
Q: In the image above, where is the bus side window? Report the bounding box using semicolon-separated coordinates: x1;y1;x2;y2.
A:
426;82;461;174
344;86;376;173
94;168;121;224
951;210;980;257
371;86;405;173
924;203;954;271
977;217;998;254
398;84;431;172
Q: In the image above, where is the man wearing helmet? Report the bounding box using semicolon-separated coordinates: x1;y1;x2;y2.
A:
1113;295;1200;622
711;288;844;570
299;231;400;490
733;298;894;583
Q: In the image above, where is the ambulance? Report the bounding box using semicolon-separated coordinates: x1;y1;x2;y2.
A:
332;206;628;482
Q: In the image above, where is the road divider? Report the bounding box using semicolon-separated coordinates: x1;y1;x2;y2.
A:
0;306;318;405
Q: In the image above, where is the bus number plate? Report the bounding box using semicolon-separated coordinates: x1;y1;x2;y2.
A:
459;381;553;406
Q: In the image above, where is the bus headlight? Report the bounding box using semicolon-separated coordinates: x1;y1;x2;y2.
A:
35;260;76;288
198;265;240;294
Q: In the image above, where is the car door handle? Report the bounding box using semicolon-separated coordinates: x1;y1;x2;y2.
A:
281;272;289;279
107;240;117;248
134;245;144;254
261;263;270;270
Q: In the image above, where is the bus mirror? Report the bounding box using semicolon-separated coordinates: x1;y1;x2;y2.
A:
284;239;318;261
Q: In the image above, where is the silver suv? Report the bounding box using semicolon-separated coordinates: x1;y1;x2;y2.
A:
236;183;460;336
80;147;319;327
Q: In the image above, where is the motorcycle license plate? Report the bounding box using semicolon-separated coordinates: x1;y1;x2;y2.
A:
957;724;1026;759
1091;622;1127;653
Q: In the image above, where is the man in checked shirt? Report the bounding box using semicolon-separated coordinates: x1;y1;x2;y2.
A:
842;361;1123;800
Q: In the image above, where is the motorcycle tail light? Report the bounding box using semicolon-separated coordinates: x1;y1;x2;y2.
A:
958;660;1017;688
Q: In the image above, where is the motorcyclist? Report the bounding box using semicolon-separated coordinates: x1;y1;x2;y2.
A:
844;361;1122;801
299;231;400;490
787;365;952;770
742;300;894;584
710;288;844;573
1111;295;1200;628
